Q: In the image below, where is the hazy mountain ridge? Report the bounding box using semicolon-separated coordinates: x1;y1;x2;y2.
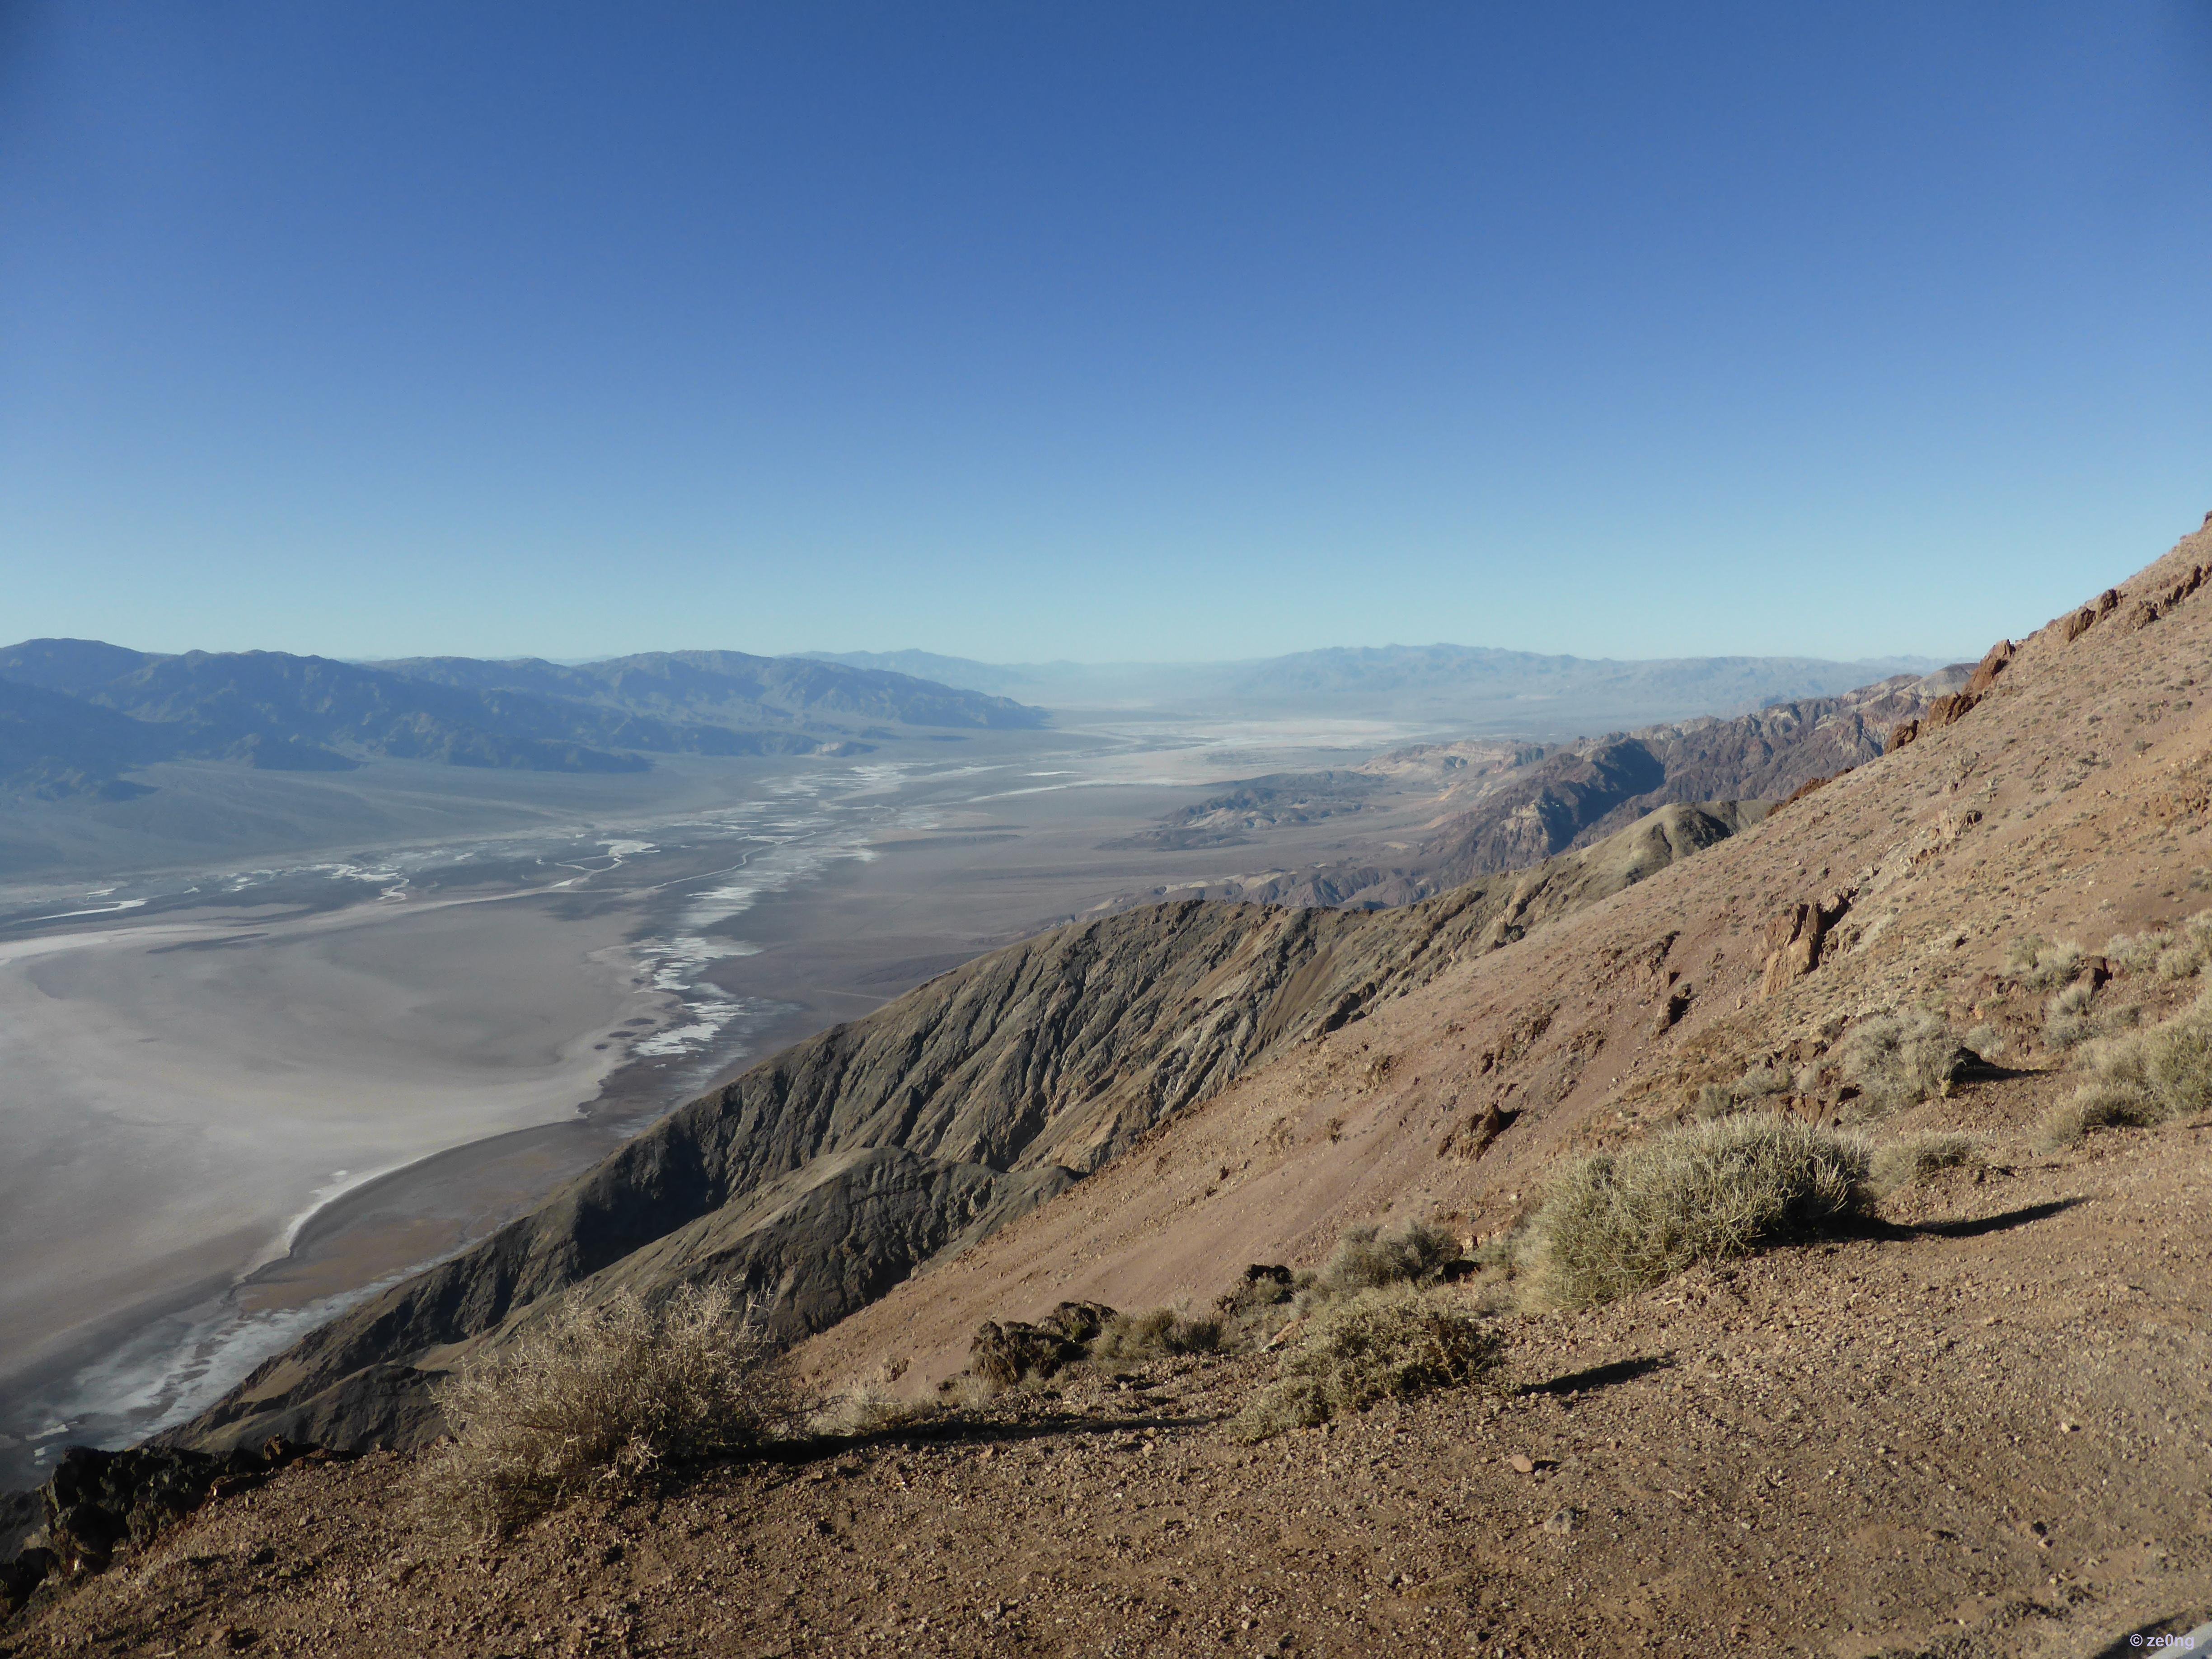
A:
0;641;1047;800
803;643;1947;726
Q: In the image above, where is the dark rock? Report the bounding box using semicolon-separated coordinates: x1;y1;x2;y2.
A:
30;1439;316;1582
1887;719;1920;752
0;1544;56;1613
1037;1302;1117;1345
969;1320;1088;1389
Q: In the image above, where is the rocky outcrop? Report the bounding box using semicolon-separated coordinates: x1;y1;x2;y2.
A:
1757;892;1852;999
164;804;1759;1462
1964;640;2015;697
969;1302;1117;1387
1;1439;321;1614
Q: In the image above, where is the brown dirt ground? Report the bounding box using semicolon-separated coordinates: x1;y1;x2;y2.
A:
4;1115;2208;1659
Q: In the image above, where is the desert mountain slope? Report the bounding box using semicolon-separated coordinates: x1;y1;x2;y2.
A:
1137;670;1954;907
0;641;1045;797
166;803;1761;1457
792;520;2212;1394
375;650;1048;731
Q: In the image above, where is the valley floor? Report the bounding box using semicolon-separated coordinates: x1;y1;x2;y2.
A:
6;1120;2206;1659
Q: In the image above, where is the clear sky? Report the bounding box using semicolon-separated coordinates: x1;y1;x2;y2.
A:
3;3;2207;666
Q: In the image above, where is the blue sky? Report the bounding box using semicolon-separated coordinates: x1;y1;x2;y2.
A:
3;3;2207;665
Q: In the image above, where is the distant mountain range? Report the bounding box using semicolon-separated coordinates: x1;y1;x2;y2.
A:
801;643;1950;731
0;641;1047;801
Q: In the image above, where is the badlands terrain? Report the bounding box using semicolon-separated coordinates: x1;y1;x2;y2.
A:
6;520;2212;1655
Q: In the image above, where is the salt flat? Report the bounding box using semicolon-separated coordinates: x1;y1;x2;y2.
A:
0;888;647;1388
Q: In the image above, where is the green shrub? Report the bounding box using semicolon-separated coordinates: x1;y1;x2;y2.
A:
422;1285;777;1536
1870;1132;1982;1192
1839;1012;1969;1115
1518;1116;1874;1308
1233;1287;1499;1441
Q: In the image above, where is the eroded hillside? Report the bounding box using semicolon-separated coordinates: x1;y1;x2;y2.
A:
165;802;1760;1457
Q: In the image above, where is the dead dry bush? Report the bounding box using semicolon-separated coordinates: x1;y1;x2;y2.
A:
420;1285;778;1536
2043;980;2099;1050
1233;1287;1498;1441
1838;1011;1970;1116
1519;1116;1874;1308
2040;992;2212;1148
1870;1131;1983;1192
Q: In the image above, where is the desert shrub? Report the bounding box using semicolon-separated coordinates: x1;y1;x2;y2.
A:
1318;1219;1459;1295
2038;993;2212;1148
1735;1062;1792;1100
1870;1132;1982;1192
422;1285;776;1536
1518;1116;1874;1308
1233;1287;1499;1440
1964;1022;2006;1061
2038;1080;2169;1150
1215;1264;1298;1326
1692;1081;1739;1121
2043;980;2098;1050
1838;1012;1970;1115
809;1384;947;1439
2006;936;2087;991
2106;927;2173;975
1092;1307;1225;1360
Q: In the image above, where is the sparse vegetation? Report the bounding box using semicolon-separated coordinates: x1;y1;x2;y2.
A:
1091;1306;1226;1360
1317;1218;1458;1294
421;1285;778;1536
2005;935;2085;990
2040;989;2212;1148
2043;979;2098;1050
1838;1011;1970;1115
1518;1116;1875;1308
1870;1131;1983;1192
2109;910;2212;980
1233;1286;1499;1440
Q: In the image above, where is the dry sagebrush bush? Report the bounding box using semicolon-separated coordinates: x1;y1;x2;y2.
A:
1519;1116;1874;1308
1838;1011;1970;1115
1870;1131;1983;1192
2040;992;2212;1149
1233;1287;1498;1441
2006;936;2086;991
2043;980;2099;1050
1091;1306;1226;1361
422;1284;778;1536
1318;1219;1458;1294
